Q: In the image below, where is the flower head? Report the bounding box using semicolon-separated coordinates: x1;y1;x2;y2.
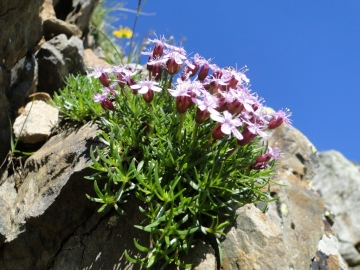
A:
210;110;243;140
267;109;292;129
130;79;162;94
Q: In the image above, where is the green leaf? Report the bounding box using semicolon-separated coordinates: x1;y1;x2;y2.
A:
133;239;152;252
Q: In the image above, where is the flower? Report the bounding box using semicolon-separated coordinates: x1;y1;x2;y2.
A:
130;79;162;103
93;93;115;111
267;109;292;129
210;110;243;140
113;26;133;39
87;67;111;87
130;79;162;94
251;146;281;170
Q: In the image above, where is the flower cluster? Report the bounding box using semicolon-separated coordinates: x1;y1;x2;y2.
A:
88;36;291;169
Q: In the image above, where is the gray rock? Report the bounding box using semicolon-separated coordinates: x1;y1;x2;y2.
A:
43;18;83;39
36;34;86;96
8;54;38;115
313;233;348;270
221;204;287;270
312;150;360;266
265;124;326;269
0;0;43;71
54;0;99;35
13;100;59;144
0;122;101;269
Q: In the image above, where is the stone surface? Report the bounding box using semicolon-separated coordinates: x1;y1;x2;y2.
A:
312;150;360;267
312;233;349;270
43;18;83;40
54;0;99;35
8;53;38;116
0;0;43;71
0;122;101;269
221;204;287;270
264;124;327;269
13;100;59;144
36;34;86;96
84;48;112;69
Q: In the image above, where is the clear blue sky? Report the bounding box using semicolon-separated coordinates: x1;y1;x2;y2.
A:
107;1;360;162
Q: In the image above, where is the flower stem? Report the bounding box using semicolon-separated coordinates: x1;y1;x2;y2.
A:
191;123;199;148
168;75;174;89
177;112;186;141
225;144;240;160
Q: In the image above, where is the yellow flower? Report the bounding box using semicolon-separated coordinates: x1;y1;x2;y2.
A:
113;26;133;39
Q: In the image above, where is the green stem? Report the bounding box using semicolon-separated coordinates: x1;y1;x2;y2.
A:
177;112;186;141
225;144;240;160
168;75;174;89
191;123;199;148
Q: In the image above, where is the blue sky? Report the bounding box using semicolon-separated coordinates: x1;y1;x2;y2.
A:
107;1;360;162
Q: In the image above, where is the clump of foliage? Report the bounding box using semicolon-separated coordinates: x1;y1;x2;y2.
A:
53;75;104;123
54;35;291;269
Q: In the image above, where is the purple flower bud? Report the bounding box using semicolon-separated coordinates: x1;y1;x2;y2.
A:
268;117;283;129
212;123;225;140
255;153;272;163
153;44;163;58
166;58;181;75
99;72;110;87
198;63;210;81
176;96;192;113
142;89;154;103
195;107;209;124
228;100;244;115
237;127;256;146
216;96;229;112
152;64;162;81
100;97;115;111
251;162;268;170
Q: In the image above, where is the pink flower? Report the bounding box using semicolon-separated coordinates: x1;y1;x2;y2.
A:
130;79;162;94
87;67;111;87
210;110;243;140
267;109;292;129
93;93;115;111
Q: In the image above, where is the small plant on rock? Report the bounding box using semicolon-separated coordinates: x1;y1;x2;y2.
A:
55;35;291;269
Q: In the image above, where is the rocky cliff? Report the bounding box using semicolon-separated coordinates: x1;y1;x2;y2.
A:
0;1;359;269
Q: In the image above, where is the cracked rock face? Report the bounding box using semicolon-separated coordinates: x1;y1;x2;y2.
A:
0;123;101;269
36;34;86;96
312;150;360;267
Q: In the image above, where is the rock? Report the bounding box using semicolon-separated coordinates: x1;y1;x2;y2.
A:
312;150;360;266
8;53;38;116
13;100;59;144
36;34;86;96
312;233;349;270
43;18;83;40
84;48;112;69
221;204;287;270
40;0;56;21
264;125;326;269
54;0;100;35
41;1;82;40
0;122;102;269
0;0;43;71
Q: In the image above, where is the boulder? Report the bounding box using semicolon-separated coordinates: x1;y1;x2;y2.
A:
0;123;102;269
13;100;59;144
36;34;86;96
312;150;360;267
